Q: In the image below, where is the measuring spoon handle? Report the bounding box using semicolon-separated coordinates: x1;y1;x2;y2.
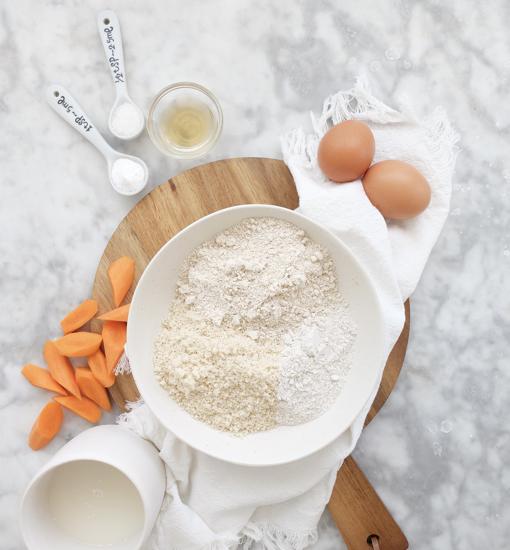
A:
45;84;115;160
97;10;128;95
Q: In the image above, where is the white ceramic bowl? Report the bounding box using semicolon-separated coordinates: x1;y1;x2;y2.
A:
20;425;165;550
128;205;385;466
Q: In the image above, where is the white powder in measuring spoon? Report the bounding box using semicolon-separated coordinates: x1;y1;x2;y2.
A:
110;102;145;139
111;158;146;195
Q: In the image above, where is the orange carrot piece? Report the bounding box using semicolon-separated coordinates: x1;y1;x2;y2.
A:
76;368;111;411
43;341;81;398
102;321;127;373
53;332;102;357
21;363;67;396
108;256;135;307
60;299;98;334
97;303;130;322
54;395;101;423
29;401;63;450
88;349;115;388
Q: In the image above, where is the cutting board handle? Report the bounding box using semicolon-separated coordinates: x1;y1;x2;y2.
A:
328;456;408;550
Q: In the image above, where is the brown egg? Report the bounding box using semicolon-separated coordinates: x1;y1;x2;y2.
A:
317;120;375;183
362;160;431;220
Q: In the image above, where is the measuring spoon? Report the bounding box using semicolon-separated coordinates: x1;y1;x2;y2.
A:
46;84;148;196
98;10;145;140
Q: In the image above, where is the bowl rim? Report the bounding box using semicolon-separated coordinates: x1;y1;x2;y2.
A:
128;204;386;466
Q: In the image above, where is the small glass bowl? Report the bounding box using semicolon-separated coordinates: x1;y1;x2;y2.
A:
147;82;223;159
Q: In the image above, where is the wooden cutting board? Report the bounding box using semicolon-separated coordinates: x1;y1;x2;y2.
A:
91;157;409;549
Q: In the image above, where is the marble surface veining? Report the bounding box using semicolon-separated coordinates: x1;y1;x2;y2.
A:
1;1;509;548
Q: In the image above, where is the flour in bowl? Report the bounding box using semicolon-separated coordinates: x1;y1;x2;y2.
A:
153;217;357;434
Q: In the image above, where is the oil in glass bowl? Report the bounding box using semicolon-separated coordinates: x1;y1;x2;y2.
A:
160;98;213;149
147;83;222;159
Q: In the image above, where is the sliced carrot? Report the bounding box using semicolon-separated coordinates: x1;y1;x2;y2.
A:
53;332;102;357
55;395;101;423
29;401;63;450
88;349;115;388
76;368;111;411
97;303;130;322
21;363;67;396
43;340;81;398
102;321;127;373
108;256;135;306
60;299;98;334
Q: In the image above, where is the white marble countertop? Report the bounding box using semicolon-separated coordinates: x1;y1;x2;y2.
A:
2;1;509;548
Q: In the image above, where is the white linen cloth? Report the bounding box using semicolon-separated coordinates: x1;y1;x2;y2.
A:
119;78;458;550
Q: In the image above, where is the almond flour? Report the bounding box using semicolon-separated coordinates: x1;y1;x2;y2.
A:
153;217;357;434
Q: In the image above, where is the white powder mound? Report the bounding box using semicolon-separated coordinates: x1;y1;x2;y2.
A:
110;102;144;138
111;158;146;194
153;217;357;434
277;305;357;425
